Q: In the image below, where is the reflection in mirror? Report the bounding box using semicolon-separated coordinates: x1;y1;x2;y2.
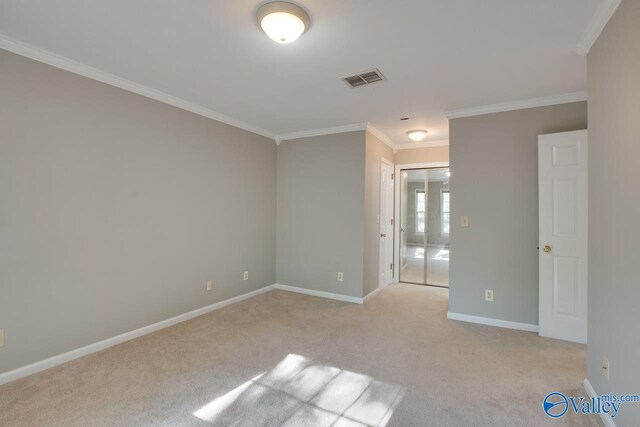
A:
399;168;449;287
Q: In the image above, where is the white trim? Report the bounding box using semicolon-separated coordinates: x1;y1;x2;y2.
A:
393;161;450;283
380;157;394;168
444;92;588;120
395;139;449;150
440;188;450;236
363;288;381;302
0;40;403;153
446;312;539;333
0;33;276;141
275;122;399;152
274;284;363;304
366;278;393;302
275;122;368;144
365;124;397;152
576;0;622;56
0;284;276;386
583;378;617;427
379;157;395;290
415;188;426;234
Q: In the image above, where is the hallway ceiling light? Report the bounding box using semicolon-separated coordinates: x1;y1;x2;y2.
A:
406;130;429;142
257;1;311;44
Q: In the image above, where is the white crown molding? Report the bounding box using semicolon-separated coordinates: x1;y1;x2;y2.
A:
275;121;451;152
275;122;369;145
364;123;398;152
444;91;588;120
0;33;276;141
395;139;449;150
275;122;401;152
447;311;539;333
576;0;622;56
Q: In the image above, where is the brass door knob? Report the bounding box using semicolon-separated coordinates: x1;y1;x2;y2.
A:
380;233;387;238
543;245;552;253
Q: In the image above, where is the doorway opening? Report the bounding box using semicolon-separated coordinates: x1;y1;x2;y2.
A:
398;167;450;287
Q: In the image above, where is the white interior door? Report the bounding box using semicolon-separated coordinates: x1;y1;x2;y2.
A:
538;130;588;344
379;160;394;288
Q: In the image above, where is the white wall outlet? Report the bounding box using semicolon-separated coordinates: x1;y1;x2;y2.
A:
603;358;610;380
337;272;344;282
485;289;494;302
460;216;469;227
0;329;4;348
243;271;249;281
206;280;213;291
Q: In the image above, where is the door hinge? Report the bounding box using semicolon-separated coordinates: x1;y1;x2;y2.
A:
390;263;393;270
391;218;394;225
391;173;394;180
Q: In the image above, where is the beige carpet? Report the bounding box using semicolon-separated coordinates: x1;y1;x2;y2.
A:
0;284;598;426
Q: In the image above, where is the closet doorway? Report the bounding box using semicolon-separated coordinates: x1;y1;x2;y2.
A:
395;163;450;287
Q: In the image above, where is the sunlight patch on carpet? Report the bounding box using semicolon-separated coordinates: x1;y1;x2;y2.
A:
193;354;404;426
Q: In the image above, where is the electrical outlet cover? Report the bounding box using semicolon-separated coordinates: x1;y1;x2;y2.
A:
485;289;494;302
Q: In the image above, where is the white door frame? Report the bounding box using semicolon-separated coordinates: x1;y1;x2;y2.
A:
379;158;395;289
393;161;449;283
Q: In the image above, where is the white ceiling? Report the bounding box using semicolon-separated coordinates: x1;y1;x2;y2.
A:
0;0;602;147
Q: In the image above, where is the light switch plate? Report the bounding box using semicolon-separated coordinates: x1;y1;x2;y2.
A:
460;216;469;227
243;271;249;281
337;272;344;282
206;280;213;291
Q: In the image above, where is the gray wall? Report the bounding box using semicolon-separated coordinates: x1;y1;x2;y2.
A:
276;132;366;298
363;131;395;297
395;145;449;165
449;102;587;325
0;50;277;374
587;1;640;424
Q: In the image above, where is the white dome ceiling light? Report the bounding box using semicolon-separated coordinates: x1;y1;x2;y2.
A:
406;130;429;142
257;2;311;44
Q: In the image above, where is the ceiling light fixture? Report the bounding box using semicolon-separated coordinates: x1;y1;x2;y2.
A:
257;1;311;44
406;130;429;142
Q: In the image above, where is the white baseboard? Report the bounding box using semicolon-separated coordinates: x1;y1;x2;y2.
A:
0;284;276;386
583;378;617;427
274;284;363;304
363;281;393;302
447;311;539;333
363;288;381;302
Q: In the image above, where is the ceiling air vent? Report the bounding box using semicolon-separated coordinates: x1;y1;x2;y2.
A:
342;69;386;88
